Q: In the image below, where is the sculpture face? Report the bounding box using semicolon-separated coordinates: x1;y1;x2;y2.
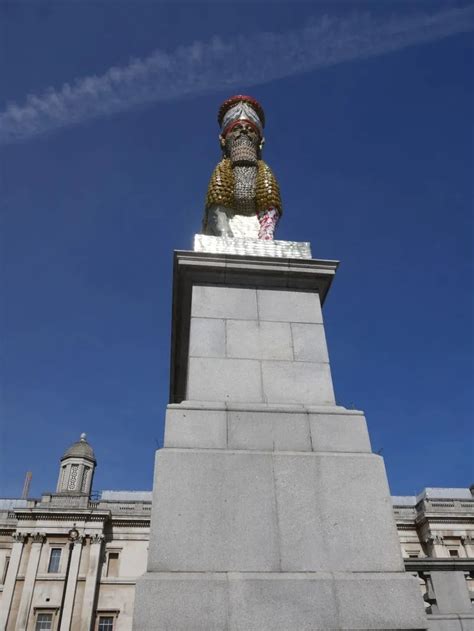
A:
221;123;260;165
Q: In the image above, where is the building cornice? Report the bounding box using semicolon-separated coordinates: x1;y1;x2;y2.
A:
415;516;474;527
404;558;474;572
109;519;150;528
14;508;110;522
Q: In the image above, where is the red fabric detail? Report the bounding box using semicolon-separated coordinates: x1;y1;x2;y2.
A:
222;119;261;139
258;207;279;240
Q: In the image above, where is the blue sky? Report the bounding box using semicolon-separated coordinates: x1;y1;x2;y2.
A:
0;1;472;498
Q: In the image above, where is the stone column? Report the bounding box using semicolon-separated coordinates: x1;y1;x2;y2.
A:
423;534;446;558
79;534;104;631
461;534;474;557
0;533;26;631
59;535;84;631
432;535;447;558
15;533;45;630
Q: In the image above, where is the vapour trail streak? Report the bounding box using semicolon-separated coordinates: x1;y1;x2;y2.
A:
1;5;473;145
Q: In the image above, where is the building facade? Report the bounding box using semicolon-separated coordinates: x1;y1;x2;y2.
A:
0;435;472;630
0;436;150;631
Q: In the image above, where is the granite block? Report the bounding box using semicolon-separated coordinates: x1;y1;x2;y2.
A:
309;412;372;453
164;408;227;449
273;452;405;572
163;405;371;453
133;572;427;630
291;322;329;363
226;320;293;360
134;573;228;631
262;360;335;405
257;289;323;323
187;357;262;402
227;410;311;451
148;449;404;574
189;317;225;357
191;285;257;320
334;573;427;629
148;449;279;572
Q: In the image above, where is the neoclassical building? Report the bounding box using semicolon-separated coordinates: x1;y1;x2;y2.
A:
0;434;473;630
0;436;150;631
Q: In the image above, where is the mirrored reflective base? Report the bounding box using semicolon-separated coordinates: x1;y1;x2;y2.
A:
194;234;312;259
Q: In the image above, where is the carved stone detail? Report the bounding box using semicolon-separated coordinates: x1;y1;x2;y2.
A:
31;532;46;543
12;532;27;543
423;534;444;545
90;533;105;545
68;527;85;543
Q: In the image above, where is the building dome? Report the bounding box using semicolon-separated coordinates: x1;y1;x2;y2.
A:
61;433;96;464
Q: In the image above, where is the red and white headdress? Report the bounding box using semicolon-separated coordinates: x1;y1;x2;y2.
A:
218;95;265;138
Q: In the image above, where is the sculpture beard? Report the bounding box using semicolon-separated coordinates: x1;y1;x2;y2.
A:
226;133;258;215
203;124;281;240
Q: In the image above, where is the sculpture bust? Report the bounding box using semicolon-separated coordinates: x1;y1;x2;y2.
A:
202;95;282;240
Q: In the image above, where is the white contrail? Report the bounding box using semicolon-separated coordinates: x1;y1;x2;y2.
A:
1;5;473;145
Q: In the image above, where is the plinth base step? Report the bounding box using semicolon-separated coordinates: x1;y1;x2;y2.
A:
134;571;427;630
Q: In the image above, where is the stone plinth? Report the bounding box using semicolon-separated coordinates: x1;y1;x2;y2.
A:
133;248;427;630
169;250;338;404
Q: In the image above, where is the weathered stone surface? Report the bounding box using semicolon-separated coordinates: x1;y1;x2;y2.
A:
189;317;226;357
148;450;280;572
147;449;405;574
170;252;338;403
133;572;427;630
262;360;335;405
192;285;257;320
187;357;262;402
427;616;474;631
164;407;227;449
291;322;329;362
163;404;372;453
134;573;229;631
333;573;427;629
430;571;473;614
257;289;323;323
227;410;311;451
226;319;293;360
136;250;427;631
309;412;372;452
273;452;405;572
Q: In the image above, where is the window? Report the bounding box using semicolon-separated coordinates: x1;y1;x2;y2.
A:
408;553;419;558
449;549;459;557
48;548;61;573
106;552;120;577
35;613;53;631
98;616;114;631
